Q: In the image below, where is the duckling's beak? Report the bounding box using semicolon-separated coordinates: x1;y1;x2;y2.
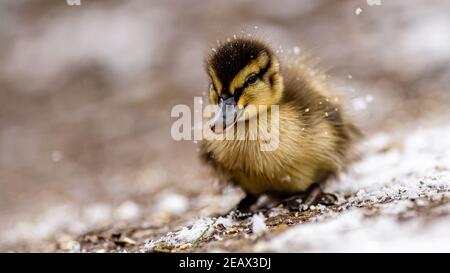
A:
209;97;241;133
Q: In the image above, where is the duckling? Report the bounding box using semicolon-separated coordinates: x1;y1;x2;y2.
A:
200;37;360;211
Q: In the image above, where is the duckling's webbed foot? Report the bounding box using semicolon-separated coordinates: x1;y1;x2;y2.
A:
303;185;338;207
278;194;306;211
278;183;338;211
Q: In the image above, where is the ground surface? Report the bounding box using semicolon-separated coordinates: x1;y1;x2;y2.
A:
1;0;450;252
67;122;450;253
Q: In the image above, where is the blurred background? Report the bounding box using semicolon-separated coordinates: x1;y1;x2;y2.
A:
1;0;450;251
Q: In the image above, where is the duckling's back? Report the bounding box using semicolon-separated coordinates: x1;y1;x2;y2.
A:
281;62;361;167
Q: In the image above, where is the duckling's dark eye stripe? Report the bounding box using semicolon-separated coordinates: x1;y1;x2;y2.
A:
233;59;271;102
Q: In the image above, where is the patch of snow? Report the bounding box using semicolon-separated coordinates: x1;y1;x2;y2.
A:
364;132;391;152
268;208;289;218
355;8;363;15
256;123;450;252
114;201;141;222
216;215;236;228
82;203;112;226
155;191;189;215
251;213;267;235
59;239;81;253
174;217;215;243
0;205;86;245
145;215;237;250
196;185;245;216
332;125;450;201
376;199;414;215
255;209;450;252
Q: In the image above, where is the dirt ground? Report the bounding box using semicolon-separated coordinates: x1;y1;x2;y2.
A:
1;0;450;252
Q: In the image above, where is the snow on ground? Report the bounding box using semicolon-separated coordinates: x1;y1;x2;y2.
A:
0;200;141;248
144;215;237;251
251;213;267;236
332;124;450;203
4;121;448;253
255;206;450;252
139;123;450;253
255;124;450;252
154;191;190;216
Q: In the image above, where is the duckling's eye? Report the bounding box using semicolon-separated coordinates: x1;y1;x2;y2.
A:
246;74;258;85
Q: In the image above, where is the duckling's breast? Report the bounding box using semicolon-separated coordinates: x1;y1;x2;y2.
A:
202;105;340;195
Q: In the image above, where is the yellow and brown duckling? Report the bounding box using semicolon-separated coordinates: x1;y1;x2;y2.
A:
200;37;360;211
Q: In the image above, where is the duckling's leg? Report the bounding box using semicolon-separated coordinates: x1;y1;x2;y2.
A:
220;194;259;219
278;178;338;211
236;194;259;213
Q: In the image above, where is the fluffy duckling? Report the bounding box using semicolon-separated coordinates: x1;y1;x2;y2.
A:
200;37;360;211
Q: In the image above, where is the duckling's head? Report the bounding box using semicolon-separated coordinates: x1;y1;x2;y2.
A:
206;38;283;132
